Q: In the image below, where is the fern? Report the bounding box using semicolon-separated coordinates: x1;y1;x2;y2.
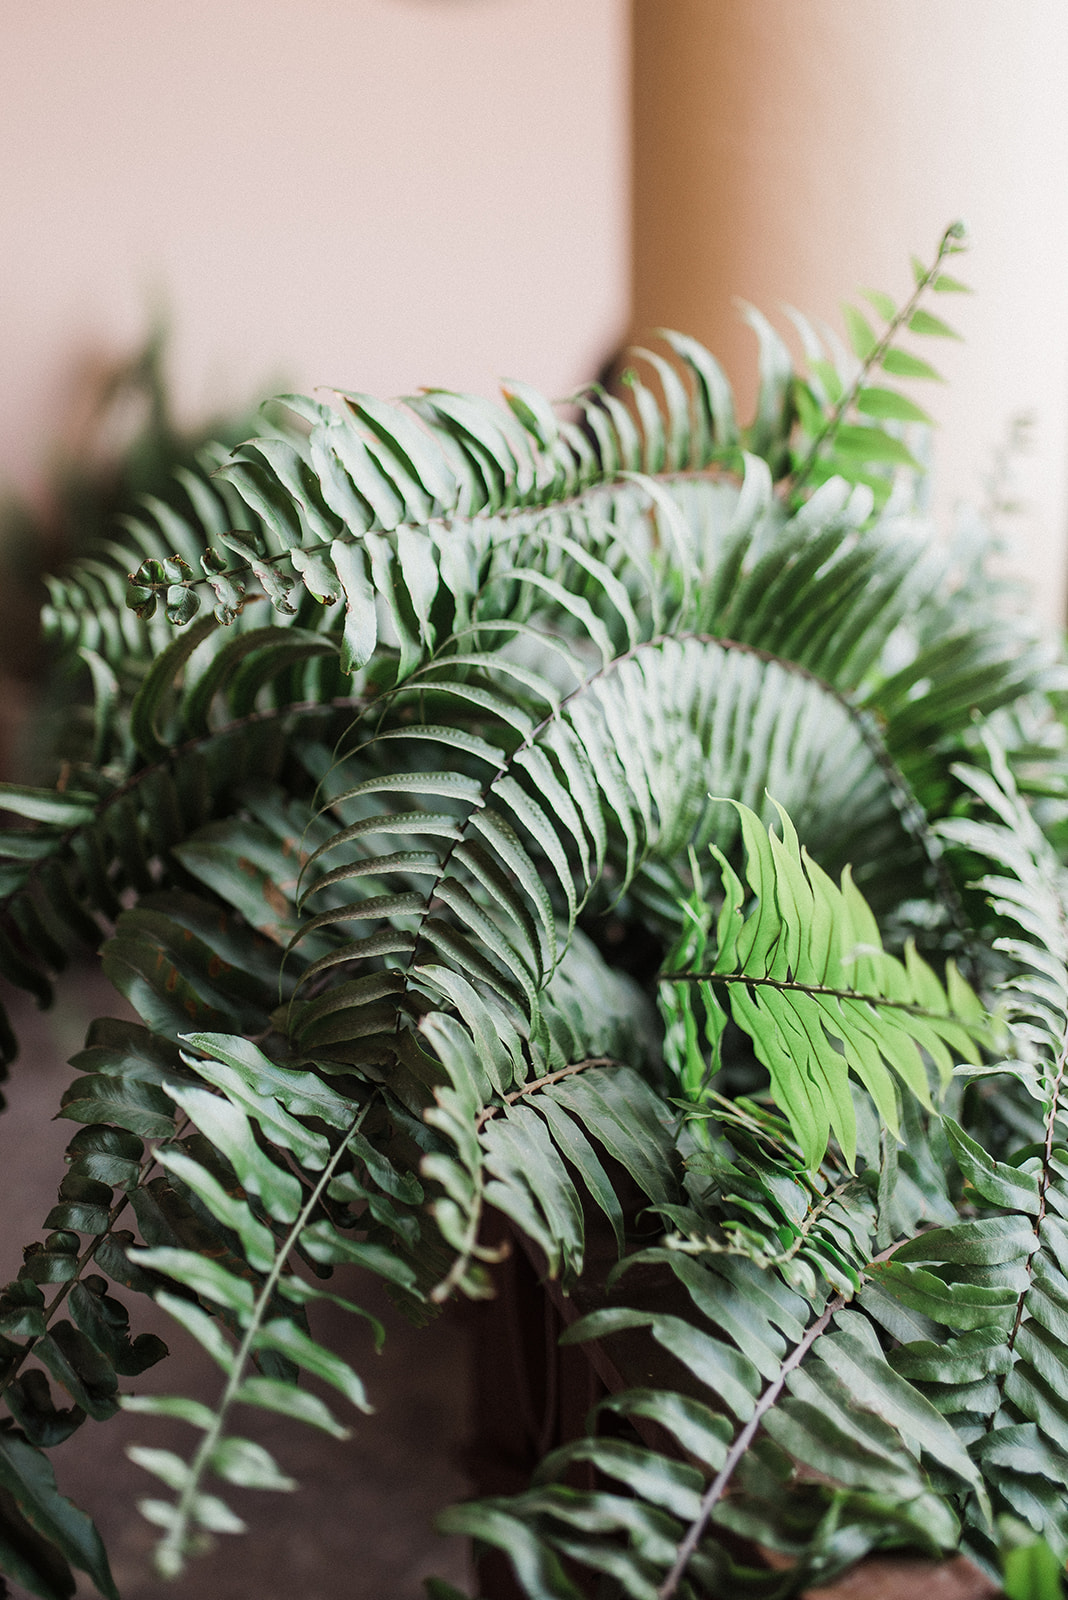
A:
427;815;993;1597
660;799;989;1168
120;1032;408;1577
1;229;1067;1599
787;219;969;500
899;745;1068;1569
439;1148;968;1597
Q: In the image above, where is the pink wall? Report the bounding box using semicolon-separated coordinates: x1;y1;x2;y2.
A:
0;0;628;496
5;3;1065;624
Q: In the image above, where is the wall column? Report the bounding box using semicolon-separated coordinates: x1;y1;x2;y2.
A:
631;0;1068;628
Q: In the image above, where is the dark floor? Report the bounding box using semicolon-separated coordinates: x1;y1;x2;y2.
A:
0;973;474;1600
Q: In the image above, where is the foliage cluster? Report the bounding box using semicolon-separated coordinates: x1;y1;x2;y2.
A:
0;224;1066;1598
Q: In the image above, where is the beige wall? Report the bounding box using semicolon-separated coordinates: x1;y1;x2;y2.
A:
632;0;1068;627
5;2;1066;625
1;0;628;496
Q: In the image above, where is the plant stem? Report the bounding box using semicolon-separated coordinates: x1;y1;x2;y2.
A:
786;221;965;497
657;1292;846;1599
154;1102;370;1577
663;967;960;1021
475;1057;618;1131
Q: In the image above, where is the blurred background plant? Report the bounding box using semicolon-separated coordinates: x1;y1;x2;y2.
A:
0;328;266;784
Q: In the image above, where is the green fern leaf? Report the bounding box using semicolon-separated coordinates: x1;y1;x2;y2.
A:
662;800;989;1167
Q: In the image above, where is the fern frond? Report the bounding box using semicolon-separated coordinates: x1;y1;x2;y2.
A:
118;1031;409;1578
437;1101;974;1599
0;695;373;1056
34;230;971;693
660;801;990;1168
788;220;968;502
868;744;1068;1565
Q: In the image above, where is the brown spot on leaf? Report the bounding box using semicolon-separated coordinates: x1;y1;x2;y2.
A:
263;882;289;918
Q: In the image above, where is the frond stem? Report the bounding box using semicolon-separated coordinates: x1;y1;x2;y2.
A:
298;627;950;991
785;221;964;497
125;471;738;614
155;1098;372;1576
662;968;965;1022
431;1059;622;1302
657;1291;846;1599
475;1057;619;1132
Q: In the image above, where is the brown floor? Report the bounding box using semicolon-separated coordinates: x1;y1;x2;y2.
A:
0;972;475;1600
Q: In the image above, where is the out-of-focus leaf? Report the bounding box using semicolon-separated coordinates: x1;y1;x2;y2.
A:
843;306;878;361
908;309;961;339
0;1430;117;1599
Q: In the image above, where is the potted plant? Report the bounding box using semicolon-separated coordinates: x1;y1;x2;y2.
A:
0;223;1063;1599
